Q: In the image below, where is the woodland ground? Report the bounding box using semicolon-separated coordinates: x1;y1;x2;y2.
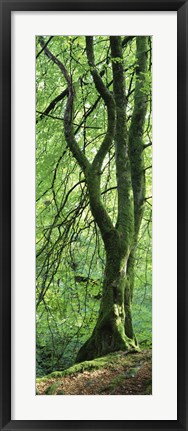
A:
36;349;152;395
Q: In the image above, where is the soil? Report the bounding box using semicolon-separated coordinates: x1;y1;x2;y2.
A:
36;349;152;396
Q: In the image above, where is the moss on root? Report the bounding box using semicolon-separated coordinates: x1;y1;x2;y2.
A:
36;352;121;384
37;349;148;384
45;381;62;395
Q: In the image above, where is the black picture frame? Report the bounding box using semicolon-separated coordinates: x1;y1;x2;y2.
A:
0;0;187;430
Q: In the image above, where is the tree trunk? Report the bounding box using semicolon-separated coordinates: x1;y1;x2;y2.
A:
124;36;149;343
124;251;137;342
76;235;137;363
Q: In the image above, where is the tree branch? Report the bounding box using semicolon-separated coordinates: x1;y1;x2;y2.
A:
86;36;116;171
143;141;152;150
39;36;90;174
36;36;53;59
128;36;149;240
110;36;133;246
37;37;135;126
122;36;135;48
36;88;68;123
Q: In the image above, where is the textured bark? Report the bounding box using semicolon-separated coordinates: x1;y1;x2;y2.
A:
76;234;136;363
124;37;149;338
110;36;133;245
124;251;136;341
129;37;148;238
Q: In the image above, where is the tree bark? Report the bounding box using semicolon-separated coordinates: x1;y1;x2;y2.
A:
76;231;136;362
124;37;149;340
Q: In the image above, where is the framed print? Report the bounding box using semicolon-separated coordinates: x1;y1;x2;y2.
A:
0;0;187;430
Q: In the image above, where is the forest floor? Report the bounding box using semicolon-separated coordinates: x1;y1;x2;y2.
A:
36;349;152;395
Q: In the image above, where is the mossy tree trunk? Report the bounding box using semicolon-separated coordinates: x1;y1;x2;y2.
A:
40;35;149;362
124;37;149;341
76;230;136;362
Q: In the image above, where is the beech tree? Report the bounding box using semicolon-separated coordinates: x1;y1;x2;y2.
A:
36;35;152;365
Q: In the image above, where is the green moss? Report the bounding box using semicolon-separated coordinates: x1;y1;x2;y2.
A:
103;373;126;391
37;353;118;383
45;381;62;395
124;366;140;378
36;372;63;383
144;379;152;395
145;381;152;395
